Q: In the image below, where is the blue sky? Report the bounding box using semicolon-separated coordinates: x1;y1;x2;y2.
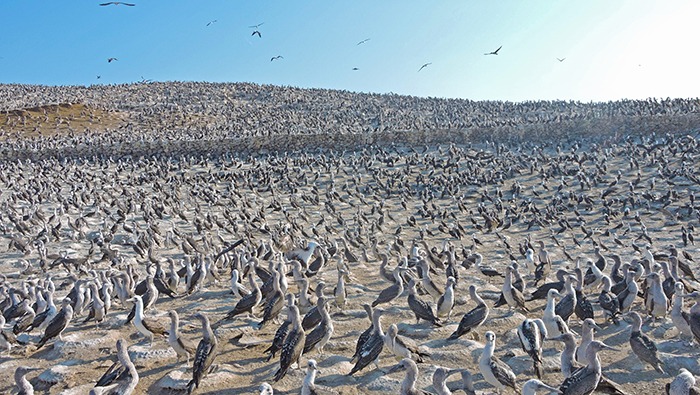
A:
0;0;698;101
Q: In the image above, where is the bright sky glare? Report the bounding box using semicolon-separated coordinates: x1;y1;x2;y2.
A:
0;0;698;102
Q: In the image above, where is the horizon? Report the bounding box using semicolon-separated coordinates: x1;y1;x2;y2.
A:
1;1;699;102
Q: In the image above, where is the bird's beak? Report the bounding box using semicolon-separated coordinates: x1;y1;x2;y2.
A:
592;323;603;332
600;342;620;352
386;364;405;374
446;368;461;377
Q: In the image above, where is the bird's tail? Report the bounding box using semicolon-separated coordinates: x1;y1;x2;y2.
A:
447;330;461;341
432;318;443;327
533;358;543;379
273;366;287;382
35;337;47;350
186;379;197;395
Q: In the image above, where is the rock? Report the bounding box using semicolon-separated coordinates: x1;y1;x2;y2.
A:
128;344;176;367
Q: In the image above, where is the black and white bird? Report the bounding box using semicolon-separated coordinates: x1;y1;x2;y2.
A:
36;297;73;350
406;278;442;327
626;311;665;374
168;310;196;364
385;323;430;363
187;313;218;394
560;340;618;395
127;295;168;347
14;366;36;395
100;2;135;6
665;368;699;395
348;307;385;375
273;304;305;382
448;285;488;340
90;339;139;395
303;296;334;356
387;358;432;395
484;45;502;55
517;318;546;379
479;331;518;394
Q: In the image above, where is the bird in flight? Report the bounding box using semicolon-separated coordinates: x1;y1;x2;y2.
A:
418;63;432;72
352;67;359;71
557;57;566;62
252;30;262;38
249;22;264;29
484;45;502;55
206;20;217;27
270;56;283;62
96;75;101;79
99;2;135;6
140;76;153;83
357;38;371;46
107;58;118;63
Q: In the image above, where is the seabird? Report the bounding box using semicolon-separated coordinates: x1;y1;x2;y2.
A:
559;340;618;395
249;22;264;28
522;379;561;395
334;268;348;311
449;369;474;395
543;289;569;338
302;282;327;330
644;272;669;319
599;275;621;325
407;278;441;327
264;294;295;361
108;58;118;63
682;291;700;343
385;323;430;362
448;284;488;340
548;332;577;379
301;359;321;395
287;241;319;270
348;307;385;375
436;276;455;320
187;313;218;394
666;368;699;395
127;295;167;347
36;297;73;350
216;271;261;325
479;331;518;394
555;276;577;322
527;269;567;301
419;259;443;300
418;63;432;72
387;358;433;395
270;56;284;62
14;366;36;395
626;311;665;374
257;270;284;330
206;20;217;27
303;296;334;355
503;265;529;312
671;282;693;340
168;310;196;364
575;318;601;364
83;282;106;327
100;2;135;6
273;304;305;382
252;30;262;38
260;382;274;395
518;318;545;379
573;268;594;321
484;45;502;55
357;38;371;45
372;265;405;307
350;303;374;364
557;58;566;62
90;339;139;395
432;367;460;395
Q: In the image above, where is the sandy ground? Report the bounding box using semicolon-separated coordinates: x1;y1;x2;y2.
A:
0;138;699;395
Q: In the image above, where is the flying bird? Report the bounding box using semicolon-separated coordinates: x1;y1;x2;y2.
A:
557;57;566;62
107;58;118;63
484;45;502;55
418;63;432;72
99;2;135;6
249;22;264;29
252;31;262;38
270;56;284;62
357;38;371;45
352;67;359;71
206;20;217;27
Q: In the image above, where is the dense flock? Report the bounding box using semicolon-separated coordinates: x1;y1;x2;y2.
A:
1;83;700;395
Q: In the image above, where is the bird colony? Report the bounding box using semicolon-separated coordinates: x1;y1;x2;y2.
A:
1;82;700;395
